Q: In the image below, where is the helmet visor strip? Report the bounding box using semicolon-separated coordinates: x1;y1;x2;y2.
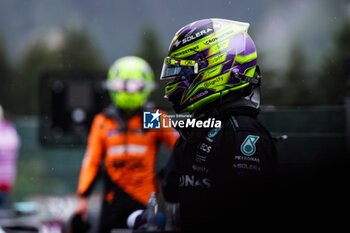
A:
160;57;199;80
106;78;149;93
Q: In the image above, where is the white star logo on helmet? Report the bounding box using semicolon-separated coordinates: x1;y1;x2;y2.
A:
174;39;181;47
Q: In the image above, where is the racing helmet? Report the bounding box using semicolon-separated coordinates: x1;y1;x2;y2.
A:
160;18;261;113
106;56;155;110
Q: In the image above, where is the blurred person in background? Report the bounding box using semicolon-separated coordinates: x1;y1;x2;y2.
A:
74;56;178;233
0;105;20;210
160;19;277;232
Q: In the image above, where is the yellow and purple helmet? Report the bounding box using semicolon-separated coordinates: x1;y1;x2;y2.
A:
160;18;260;113
106;56;155;110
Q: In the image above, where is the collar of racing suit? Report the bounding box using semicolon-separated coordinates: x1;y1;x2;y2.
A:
102;104;148;132
195;86;261;119
177;87;261;140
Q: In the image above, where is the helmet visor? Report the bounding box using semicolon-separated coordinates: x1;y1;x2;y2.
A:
160;57;199;80
106;78;148;93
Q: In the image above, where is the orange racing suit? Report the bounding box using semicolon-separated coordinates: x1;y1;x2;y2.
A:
77;106;178;206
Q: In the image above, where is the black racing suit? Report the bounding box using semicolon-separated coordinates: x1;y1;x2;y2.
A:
162;102;277;232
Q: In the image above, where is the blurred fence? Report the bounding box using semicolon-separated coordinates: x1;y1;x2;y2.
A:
12;116;85;202
11;105;348;203
260;105;347;164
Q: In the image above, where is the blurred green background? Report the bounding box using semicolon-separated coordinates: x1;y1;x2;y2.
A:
0;0;349;206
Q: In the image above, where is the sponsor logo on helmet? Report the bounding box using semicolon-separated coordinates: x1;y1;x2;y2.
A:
203;66;221;79
207;53;226;66
174;28;213;47
190;90;209;102
174;40;181;47
171;45;199;57
203;76;224;89
203;37;218;45
209;39;229;56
